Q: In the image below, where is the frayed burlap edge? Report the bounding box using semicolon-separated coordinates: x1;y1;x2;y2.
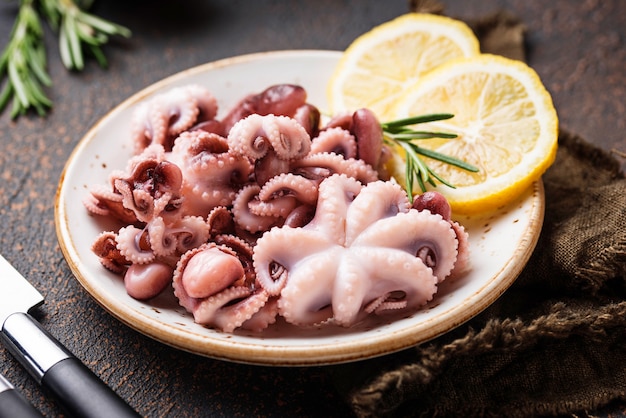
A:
349;301;626;418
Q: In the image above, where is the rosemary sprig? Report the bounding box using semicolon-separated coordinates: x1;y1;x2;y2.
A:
40;0;131;70
381;113;479;201
0;0;52;118
0;0;131;118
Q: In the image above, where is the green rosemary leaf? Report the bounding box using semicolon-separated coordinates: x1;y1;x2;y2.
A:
381;113;454;129
7;58;29;107
390;131;458;140
87;44;108;68
426;165;455;189
77;11;131;38
58;26;73;68
25;46;52;86
415;172;426;196
397;140;428;199
11;94;23;119
23;74;52;106
413;145;479;172
0;83;13;112
41;0;60;30
64;13;84;70
404;151;415;201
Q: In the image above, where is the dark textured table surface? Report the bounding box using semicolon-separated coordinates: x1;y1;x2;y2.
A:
1;1;625;417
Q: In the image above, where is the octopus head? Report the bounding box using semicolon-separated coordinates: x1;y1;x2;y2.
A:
174;244;246;303
227;114;311;161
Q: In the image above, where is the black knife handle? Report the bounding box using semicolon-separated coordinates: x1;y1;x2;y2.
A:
0;389;44;418
42;357;139;418
0;374;43;418
1;313;140;418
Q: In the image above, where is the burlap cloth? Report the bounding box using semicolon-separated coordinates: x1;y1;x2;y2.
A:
332;6;626;418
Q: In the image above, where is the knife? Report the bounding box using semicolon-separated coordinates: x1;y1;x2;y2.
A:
0;372;43;418
0;254;140;418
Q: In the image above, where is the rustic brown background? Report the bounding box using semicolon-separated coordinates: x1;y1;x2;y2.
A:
1;1;624;416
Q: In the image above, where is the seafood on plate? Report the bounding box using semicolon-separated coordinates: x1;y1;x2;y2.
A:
84;84;470;333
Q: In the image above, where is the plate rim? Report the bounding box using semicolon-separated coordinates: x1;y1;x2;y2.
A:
54;49;545;366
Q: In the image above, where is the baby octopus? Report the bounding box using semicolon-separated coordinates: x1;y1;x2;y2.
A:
171;242;273;333
167;130;252;217
85;83;471;333
84;143;185;225
130;84;219;153
253;174;463;327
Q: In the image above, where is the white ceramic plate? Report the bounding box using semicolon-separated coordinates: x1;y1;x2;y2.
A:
55;50;544;366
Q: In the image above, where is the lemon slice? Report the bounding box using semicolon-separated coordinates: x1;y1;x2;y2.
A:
327;13;480;121
390;54;559;214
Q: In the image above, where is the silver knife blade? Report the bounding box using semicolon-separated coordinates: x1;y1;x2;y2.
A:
0;254;140;417
0;255;44;323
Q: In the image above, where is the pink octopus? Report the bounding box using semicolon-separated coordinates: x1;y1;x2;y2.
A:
131;84;219;153
253;174;466;327
84;144;184;225
167;130;253;216
171;242;277;333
